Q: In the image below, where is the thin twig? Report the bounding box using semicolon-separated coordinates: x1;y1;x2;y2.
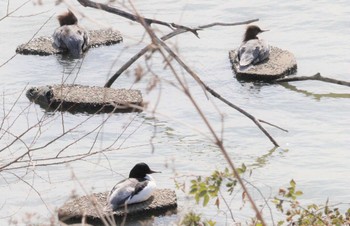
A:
7;171;52;213
258;120;288;132
7;9;52;18
0;12;55;68
219;190;236;223
244;179;276;226
0;86;28;140
0;0;31;22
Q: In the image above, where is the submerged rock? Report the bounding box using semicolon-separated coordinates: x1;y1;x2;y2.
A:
58;189;177;224
229;46;297;81
16;29;123;56
26;84;142;113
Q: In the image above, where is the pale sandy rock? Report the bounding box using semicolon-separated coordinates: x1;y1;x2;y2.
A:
16;29;122;56
58;189;177;224
229;46;297;81
26;84;142;113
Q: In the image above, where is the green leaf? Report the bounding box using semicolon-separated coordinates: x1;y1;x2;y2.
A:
205;220;216;226
190;179;197;184
189;187;197;194
295;190;303;196
224;167;229;174
241;163;247;172
237;165;246;174
290;179;296;187
198;190;207;198
203;194;210;206
195;192;200;203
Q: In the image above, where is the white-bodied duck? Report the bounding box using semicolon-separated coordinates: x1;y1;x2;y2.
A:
52;10;89;57
237;25;270;69
108;163;160;211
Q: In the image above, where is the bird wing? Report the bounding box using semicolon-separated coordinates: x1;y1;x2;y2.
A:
52;27;68;50
253;39;270;64
108;178;137;209
130;180;148;199
108;178;149;210
238;39;270;67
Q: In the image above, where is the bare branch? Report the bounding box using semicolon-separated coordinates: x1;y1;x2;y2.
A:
77;0;200;36
276;73;350;87
104;19;258;88
155;36;280;147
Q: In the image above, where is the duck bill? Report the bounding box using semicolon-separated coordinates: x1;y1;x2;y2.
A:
260;29;269;33
150;170;161;174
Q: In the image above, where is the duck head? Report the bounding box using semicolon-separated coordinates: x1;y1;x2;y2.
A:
57;10;78;26
129;163;160;178
243;25;269;42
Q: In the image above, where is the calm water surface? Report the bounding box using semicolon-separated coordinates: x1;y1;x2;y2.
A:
0;0;349;225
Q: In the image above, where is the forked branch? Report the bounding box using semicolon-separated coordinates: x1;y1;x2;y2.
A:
104;19;259;88
77;0;200;36
76;0;280;146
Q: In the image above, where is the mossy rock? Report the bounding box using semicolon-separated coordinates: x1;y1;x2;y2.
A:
16;29;123;56
26;84;142;114
58;189;177;225
229;46;297;81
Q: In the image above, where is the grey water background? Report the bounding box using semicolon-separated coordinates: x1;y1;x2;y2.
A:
0;0;350;225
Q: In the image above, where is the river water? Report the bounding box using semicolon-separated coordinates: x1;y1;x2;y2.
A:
0;0;349;225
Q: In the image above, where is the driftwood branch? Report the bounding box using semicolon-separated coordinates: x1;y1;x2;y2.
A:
104;19;259;88
77;0;200;36
276;73;350;87
78;0;279;146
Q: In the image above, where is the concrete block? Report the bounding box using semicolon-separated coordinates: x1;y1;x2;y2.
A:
229;46;297;81
26;84;142;113
16;29;123;56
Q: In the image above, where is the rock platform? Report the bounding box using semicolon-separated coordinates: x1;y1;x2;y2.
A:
26;84;142;113
229;46;297;81
58;189;177;225
16;29;122;56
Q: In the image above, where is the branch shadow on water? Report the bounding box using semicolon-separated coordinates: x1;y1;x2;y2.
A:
250;146;289;169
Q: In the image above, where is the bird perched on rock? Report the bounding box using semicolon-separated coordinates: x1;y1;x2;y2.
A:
237;25;270;69
108;163;160;211
52;10;89;57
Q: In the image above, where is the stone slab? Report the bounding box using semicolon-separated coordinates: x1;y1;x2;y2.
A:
16;29;123;56
229;46;297;81
26;84;142;113
58;189;177;224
